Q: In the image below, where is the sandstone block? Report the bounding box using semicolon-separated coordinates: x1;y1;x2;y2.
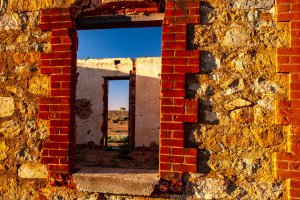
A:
224;98;252;110
0;120;21;138
0;141;8;161
0;97;14;117
18;163;48;178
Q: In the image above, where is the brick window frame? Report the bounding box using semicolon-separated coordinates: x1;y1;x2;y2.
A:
39;0;201;186
274;0;300;199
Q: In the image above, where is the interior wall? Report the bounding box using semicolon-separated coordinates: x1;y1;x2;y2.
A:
76;57;161;147
76;58;132;144
135;57;161;147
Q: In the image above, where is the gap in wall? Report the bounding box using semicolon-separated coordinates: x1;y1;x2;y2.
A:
107;79;129;148
75;27;161;170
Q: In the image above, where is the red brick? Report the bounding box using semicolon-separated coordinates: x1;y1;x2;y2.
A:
292;21;300;29
161;74;185;81
290;180;300;188
185;106;198;115
162;81;174;88
184;156;197;165
161;122;183;130
278;48;292;55
278;56;291;64
160;163;172;171
174;81;185;89
292;74;300;82
291;4;300;11
290;189;300;197
42;157;59;164
39;112;49;119
48;164;70;173
51;89;72;97
41;149;49;156
278;13;300;21
173;164;196;172
162;50;174;57
49;134;70;142
50;105;70;112
161;139;184;147
277;4;291;12
276;170;300;179
277;64;300;73
161;106;184;114
161;97;173;105
160;155;184;163
292;38;300;46
161;130;172;138
160;147;171;154
50;120;71;127
172;131;184;139
41;8;70;16
39;105;49;111
41;52;73;60
291;56;300;63
276;161;289;169
164;9;188;17
172;148;184;155
162;25;186;33
52;44;73;52
184;148;197;156
174;98;185;105
162;89;185;97
291;91;300;99
163;41;186;50
289;162;300;171
51;29;70;37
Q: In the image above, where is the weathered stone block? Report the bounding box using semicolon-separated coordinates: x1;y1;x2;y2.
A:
0;97;14;117
0;140;8;161
28;76;49;95
18;163;48;178
0;120;21;138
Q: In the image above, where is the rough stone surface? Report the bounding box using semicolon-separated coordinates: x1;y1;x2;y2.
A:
224;98;253;110
0;140;8;160
186;0;288;199
28;76;49;95
18;163;48;178
0;120;21;138
231;0;275;10
0;97;14;117
73;167;159;196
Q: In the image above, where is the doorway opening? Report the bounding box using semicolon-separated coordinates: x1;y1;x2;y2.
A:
105;79;129;148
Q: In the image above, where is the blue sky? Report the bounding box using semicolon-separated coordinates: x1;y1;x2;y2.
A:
78;27;162;59
78;27;162;110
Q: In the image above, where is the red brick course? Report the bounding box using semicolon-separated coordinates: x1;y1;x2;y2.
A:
275;0;300;198
160;0;200;179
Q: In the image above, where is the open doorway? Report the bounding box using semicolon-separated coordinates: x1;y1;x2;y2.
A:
105;79;129;148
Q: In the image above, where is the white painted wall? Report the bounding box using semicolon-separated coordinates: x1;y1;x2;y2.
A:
76;57;161;147
135;57;161;147
76;58;133;144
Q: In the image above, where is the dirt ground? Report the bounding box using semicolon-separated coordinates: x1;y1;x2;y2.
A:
75;145;159;170
107;110;128;146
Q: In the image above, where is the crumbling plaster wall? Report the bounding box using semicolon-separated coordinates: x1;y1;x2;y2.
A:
76;57;161;147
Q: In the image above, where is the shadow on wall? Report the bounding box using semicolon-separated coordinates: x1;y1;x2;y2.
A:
76;62;161;148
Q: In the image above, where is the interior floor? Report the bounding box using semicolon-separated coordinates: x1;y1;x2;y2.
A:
75;145;159;170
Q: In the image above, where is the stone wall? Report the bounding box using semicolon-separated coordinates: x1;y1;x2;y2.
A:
0;0;298;199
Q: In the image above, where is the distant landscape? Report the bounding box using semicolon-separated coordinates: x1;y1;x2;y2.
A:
107;110;129;146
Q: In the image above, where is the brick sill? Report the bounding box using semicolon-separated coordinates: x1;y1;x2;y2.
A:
73;167;159;196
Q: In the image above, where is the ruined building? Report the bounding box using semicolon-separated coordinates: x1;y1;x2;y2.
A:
0;0;299;199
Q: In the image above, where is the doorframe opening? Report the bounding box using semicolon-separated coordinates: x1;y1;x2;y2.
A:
102;77;133;149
